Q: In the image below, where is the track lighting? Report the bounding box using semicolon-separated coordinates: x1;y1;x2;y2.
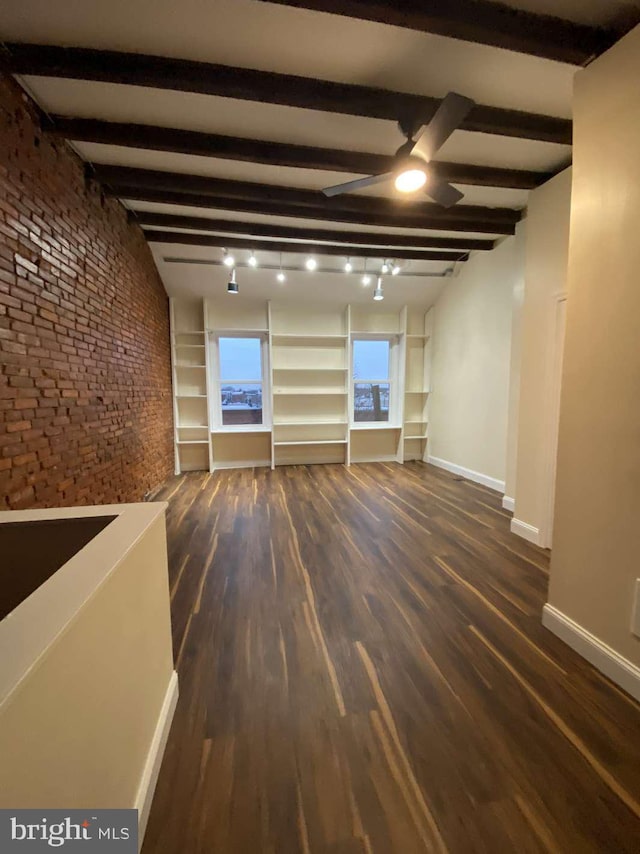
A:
227;268;239;294
373;276;384;301
362;259;371;286
277;271;286;283
248;252;258;268
344;259;353;273
223;249;235;268
381;261;389;274
391;263;401;276
305;257;317;271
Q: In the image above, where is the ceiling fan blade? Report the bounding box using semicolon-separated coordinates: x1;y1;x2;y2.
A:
425;176;465;208
411;92;475;164
322;172;393;197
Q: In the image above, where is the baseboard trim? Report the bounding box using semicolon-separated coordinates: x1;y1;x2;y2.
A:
542;605;640;703
426;455;505;493
510;517;542;545
502;496;515;513
135;670;179;845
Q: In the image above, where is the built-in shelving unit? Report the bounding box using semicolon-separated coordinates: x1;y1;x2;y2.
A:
170;298;435;472
402;307;433;463
170;300;211;473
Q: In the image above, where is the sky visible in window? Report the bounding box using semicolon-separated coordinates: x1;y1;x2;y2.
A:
219;337;262;381
353;340;390;380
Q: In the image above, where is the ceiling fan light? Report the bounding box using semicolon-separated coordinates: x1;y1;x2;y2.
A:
395;168;427;193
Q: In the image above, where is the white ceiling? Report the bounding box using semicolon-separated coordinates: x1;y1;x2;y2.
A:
2;0;622;305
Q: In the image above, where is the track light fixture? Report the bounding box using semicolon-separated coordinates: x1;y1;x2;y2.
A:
248;251;258;268
362;258;371;286
373;276;384;301
277;253;286;282
344;258;353;273
305;257;317;271
223;249;235;268
391;262;401;276
381;261;389;274
227;268;239;294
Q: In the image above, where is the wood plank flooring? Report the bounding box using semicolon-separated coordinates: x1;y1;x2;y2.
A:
142;462;640;853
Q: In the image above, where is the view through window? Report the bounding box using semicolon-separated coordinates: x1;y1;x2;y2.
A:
219;337;263;426
353;339;391;422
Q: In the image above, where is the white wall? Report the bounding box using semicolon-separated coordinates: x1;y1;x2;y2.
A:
547;24;640;682
512;168;572;546
428;226;525;491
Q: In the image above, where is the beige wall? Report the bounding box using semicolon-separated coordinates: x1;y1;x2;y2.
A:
549;25;640;667
512;168;572;543
428;227;525;488
0;514;175;809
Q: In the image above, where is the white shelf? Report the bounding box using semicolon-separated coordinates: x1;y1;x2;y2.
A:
404;434;428;441
175;344;205;349
404;419;428;424
273;390;347;396
273;420;348;426
272;367;347;372
176;394;207;398
406;334;430;340
271;333;347;341
176;440;209;445
174;330;205;334
350;423;402;431
405;389;430;394
350;330;398;337
176;363;206;368
211;328;268;334
177;423;208;429
212;427;271;434
274;439;348;446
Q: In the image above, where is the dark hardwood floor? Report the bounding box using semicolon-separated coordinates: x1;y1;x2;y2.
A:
143;462;640;853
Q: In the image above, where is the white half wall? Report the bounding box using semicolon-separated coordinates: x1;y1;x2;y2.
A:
427;226;525;492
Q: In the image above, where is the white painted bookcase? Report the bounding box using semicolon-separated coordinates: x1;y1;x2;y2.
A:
170;298;433;474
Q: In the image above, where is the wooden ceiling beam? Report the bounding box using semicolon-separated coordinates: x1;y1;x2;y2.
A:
132;212;495;250
112;186;515;234
256;0;625;65
142;230;469;261
91;164;520;226
51;117;552;189
5;43;572;144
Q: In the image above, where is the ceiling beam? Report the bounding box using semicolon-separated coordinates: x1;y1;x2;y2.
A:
142;230;468;261
6;43;572;144
132;212;495;250
91;165;520;226
114;186;515;234
256;0;624;65
51;117;552;189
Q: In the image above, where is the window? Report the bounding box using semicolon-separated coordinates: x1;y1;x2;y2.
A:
352;339;395;423
213;336;268;427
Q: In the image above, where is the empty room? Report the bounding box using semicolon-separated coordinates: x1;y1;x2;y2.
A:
1;1;640;851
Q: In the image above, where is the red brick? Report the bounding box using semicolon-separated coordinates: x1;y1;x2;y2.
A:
0;74;172;509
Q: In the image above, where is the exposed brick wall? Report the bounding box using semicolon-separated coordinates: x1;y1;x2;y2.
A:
0;74;173;509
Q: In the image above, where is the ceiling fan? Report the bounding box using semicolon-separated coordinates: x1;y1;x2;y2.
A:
322;92;475;208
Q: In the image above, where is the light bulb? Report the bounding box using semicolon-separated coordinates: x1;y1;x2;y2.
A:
248;253;258;268
373;277;384;301
305;257;317;271
394;168;427;193
381;262;389;274
344;260;353;273
277;271;286;283
392;264;401;276
223;252;235;268
227;268;238;294
362;274;371;286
